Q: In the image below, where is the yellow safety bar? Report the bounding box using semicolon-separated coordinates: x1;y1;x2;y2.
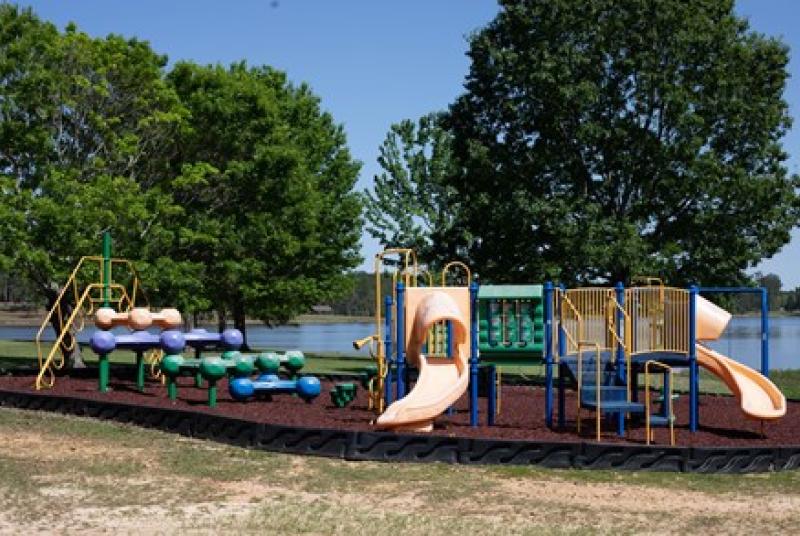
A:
441;261;471;286
645;360;675;446
625;286;689;355
605;290;632;402
36;282;132;390
576;341;602;441
355;248;419;413
559;293;583;356
35;256;147;390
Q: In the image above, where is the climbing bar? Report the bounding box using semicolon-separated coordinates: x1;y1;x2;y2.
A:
95;307;182;330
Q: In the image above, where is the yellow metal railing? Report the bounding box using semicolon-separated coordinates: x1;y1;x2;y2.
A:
354;248;418;413
625;287;689;355
576;341;602;441
35;256;147;390
36;282;133;390
565;288;614;350
606;291;633;402
559;292;583;356
645;360;675;446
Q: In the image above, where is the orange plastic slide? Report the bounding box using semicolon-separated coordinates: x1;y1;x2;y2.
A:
375;288;470;432
696;345;786;420
695;296;786;420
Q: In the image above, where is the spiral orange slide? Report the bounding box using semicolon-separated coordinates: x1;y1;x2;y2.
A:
695;296;786;420
375;287;471;432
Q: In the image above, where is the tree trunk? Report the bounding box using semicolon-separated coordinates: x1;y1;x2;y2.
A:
232;300;250;352
45;289;86;370
217;307;227;333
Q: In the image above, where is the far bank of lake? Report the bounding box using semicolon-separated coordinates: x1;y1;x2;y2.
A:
0;315;796;369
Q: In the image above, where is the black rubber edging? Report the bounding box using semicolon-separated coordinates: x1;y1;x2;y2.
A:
1;389;799;473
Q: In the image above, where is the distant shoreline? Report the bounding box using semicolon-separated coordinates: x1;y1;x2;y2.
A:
0;308;373;328
0;304;795;329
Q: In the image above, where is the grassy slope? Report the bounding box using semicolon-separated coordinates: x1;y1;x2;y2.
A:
0;408;799;534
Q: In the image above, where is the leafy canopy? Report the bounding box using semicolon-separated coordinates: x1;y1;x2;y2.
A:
363;113;462;267
0;6;363;343
0;5;183;300
383;0;799;286
165;62;362;332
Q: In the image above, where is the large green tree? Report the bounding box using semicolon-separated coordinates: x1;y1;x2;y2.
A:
442;0;799;285
363;113;463;266
166;62;362;348
1;7;363;357
0;6;184;364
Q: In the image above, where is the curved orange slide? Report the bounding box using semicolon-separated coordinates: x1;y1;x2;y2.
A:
695;296;786;420
376;288;470;432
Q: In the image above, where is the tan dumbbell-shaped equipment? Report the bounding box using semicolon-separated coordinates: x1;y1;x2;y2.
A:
95;307;182;330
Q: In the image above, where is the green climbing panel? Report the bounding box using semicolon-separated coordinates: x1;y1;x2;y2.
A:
478;284;544;364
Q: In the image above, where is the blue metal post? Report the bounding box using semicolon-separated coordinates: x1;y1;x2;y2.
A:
662;370;671;419
445;319;455;416
689;285;698;432
615;281;625;437
396;282;406;400
447;320;453;358
761;287;769;377
487;365;496;426
384;295;394;407
558;283;567;429
470;281;480;427
544;281;554;428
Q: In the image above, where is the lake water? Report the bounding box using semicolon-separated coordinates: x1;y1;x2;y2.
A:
2;315;797;370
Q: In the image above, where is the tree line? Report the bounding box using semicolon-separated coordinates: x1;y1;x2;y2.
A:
364;0;800;288
0;6;362;352
3;1;800;363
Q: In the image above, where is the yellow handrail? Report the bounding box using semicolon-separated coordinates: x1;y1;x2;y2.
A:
645;360;674;446
559;293;583;355
35;282;131;390
35;256;148;385
441;261;471;286
605;290;632;402
358;248;418;414
576;341;602;441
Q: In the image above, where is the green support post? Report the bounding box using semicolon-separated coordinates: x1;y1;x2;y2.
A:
102;231;111;308
98;355;110;392
135;351;145;391
208;382;218;407
167;378;178;400
194;348;203;387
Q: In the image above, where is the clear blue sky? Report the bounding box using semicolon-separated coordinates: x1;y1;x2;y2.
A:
15;0;800;287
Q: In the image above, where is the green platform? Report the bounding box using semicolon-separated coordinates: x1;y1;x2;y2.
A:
477;284;544;364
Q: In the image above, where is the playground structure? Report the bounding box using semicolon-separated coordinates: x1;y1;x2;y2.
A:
35;232;148;390
30;234;788;447
545;282;786;442
94;307;182;331
376;287;471;431
159;349;316;406
90;326;243;394
229;375;321;403
353;249;786;443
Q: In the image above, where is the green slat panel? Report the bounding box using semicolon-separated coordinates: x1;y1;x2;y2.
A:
478;285;543;299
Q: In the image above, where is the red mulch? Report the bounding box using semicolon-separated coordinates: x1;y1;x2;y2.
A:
0;372;795;447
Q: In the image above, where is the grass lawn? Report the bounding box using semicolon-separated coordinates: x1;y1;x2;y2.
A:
0;408;798;534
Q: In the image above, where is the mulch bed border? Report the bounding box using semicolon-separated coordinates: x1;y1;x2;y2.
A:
1;387;799;473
